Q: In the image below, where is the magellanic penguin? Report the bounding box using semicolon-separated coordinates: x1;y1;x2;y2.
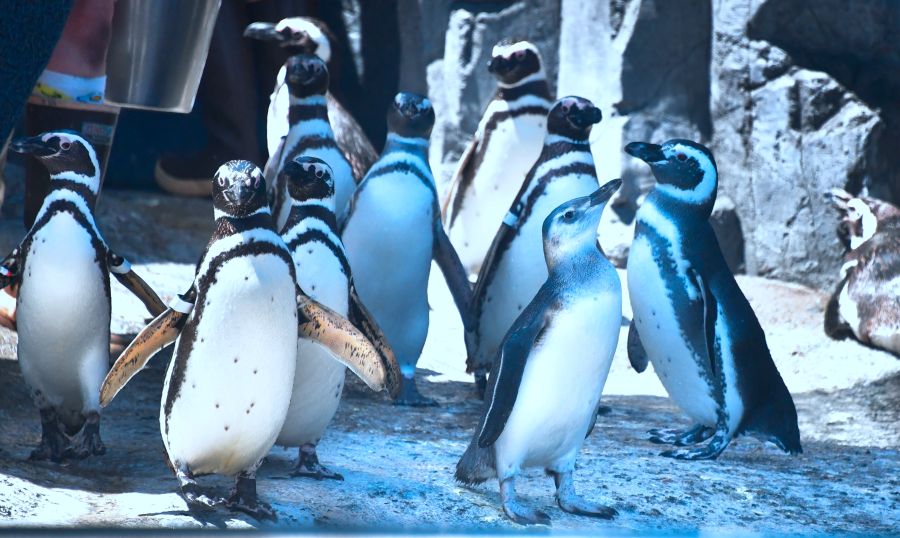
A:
466;97;603;398
443;39;553;274
100;160;394;520
3;131;166;462
456;180;624;525
342;92;474;406
268;54;357;231
277;155;400;479
244;17;377;181
824;188;900;356
624;139;801;460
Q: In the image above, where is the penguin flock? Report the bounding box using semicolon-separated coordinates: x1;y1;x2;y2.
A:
0;19;813;525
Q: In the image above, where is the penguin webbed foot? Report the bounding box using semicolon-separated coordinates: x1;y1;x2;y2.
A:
647;424;714;446
181;483;225;512
66;412;106;459
393;376;438;407
660;431;730;460
226;474;276;522
290;444;344;481
28;409;71;462
551;470;617;519
500;477;551;526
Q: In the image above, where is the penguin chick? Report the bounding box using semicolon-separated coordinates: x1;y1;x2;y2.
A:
4;131;165;462
625;139;801;460
456;179;623;526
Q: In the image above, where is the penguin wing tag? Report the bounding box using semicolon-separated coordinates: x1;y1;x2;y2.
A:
687;268;720;376
108;252;168;317
627;319;649;373
477;286;553;448
348;282;402;398
432;219;475;331
0;246;22;289
100;308;186;407
297;293;388;393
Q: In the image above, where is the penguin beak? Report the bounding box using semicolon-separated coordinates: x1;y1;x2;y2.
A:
11;135;56;157
570;105;603;129
225;180;256;207
625;142;666;164
588;178;623;207
244;22;284;43
487;56;508;75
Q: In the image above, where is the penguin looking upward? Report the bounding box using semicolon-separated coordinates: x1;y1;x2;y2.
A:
4;131;166;462
443;39;553;274
466;97;603;398
824;188;900;356
100;161;394;520
625;139;801;460
267;54;357;231
276;155;400;480
342;92;474;406
456;180;623;525
245;17;377;182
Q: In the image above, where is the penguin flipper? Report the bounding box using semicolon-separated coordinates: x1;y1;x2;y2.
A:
296;292;389;393
108;252;167;317
348;282;402;398
432;219;474;331
824;277;853;340
442;137;478;225
477;288;553;448
626;320;649;373
327;93;377;181
100;308;187;406
687;268;720;376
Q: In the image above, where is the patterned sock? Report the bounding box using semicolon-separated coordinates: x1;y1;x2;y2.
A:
34;69;106;103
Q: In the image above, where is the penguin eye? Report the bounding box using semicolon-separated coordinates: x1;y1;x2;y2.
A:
676;153;687;161
59;141;71;151
315;167;324;179
217;177;226;187
563;210;575;220
514;50;525;60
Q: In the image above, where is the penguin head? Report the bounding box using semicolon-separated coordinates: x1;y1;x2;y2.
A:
11;130;100;191
828;188;900;250
625;139;718;207
244;17;332;63
387;92;435;139
542;178;623;267
282;156;335;209
212;160;267;218
547;97;602;141
285;54;329;98
488;38;544;86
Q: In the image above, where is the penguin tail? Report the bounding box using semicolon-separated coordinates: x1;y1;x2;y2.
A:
455;439;496;485
744;395;803;455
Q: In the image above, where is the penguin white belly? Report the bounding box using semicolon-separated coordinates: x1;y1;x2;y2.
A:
450;114;546;272
343;177;433;368
278;243;348;447
628;235;718;426
17;214;109;425
162;254;297;476
476;174;598;365
267;68;288;157
493;296;621;476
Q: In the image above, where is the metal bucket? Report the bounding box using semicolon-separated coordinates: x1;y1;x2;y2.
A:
105;0;221;113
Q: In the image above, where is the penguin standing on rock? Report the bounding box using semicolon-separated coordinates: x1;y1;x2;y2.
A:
3;131;166;462
268;54;357;230
466;97;603;398
443;39;553;274
244;17;377;181
342;93;473;406
456;180;623;525
624;139;801;460
276;155;400;479
100;161;394;520
824;188;900;356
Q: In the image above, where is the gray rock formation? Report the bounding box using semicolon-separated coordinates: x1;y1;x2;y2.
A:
398;0;899;290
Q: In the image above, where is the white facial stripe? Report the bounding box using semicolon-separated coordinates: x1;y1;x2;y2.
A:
276;18;331;62
506;93;552;110
34;189;106;246
43;132;101;193
545;134;584;146
658;144;717;204
496;70;547;89
637;200;698;300
287;94;327;107
198;227;283;280
385;133;429;149
212;205;271;221
847;199;877;249
492;41;540;59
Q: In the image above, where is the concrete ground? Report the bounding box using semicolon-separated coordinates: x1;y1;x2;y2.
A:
0;189;897;533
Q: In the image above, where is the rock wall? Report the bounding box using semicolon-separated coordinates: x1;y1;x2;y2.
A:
400;0;899;290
